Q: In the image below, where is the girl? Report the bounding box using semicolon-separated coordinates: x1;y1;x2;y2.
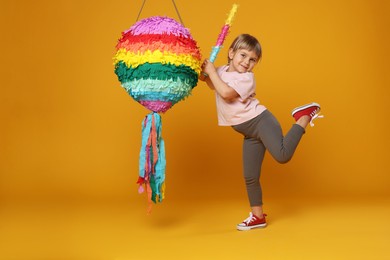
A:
200;34;323;231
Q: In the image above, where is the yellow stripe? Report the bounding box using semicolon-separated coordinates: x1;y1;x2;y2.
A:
113;49;201;74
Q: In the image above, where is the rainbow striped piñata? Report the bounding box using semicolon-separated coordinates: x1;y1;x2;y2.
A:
113;16;201;210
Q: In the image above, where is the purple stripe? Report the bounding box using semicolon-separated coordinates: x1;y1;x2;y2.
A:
140;100;172;113
125;16;192;38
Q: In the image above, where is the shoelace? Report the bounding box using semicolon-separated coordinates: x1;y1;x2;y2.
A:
242;212;267;225
310;110;324;127
243;212;256;224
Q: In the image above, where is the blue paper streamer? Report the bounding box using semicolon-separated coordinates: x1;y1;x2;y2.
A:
139;112;166;203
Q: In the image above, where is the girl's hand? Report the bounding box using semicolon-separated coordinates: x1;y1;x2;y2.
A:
201;59;217;76
199;59;217;81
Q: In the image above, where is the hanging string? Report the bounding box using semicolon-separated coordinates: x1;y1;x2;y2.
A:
136;0;147;22
135;0;185;26
171;0;184;26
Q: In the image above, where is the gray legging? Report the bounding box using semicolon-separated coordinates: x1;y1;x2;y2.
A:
232;110;305;206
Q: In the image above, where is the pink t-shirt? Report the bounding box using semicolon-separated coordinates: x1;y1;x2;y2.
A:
215;65;267;126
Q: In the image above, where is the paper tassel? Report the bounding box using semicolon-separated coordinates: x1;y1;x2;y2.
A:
137;112;166;204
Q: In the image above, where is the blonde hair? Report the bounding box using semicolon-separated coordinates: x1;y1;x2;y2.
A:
228;34;262;63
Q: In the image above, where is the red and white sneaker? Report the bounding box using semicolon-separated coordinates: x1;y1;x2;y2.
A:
236;212;267;231
292;102;324;127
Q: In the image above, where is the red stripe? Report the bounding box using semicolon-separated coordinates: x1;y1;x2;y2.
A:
116;33;199;50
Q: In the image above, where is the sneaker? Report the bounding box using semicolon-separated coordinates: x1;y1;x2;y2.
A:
236;212;267;231
291;102;324;127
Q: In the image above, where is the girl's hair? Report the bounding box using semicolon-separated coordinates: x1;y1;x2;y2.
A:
228;34;262;63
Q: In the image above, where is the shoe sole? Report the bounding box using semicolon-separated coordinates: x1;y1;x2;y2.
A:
291;102;320;116
236;223;267;231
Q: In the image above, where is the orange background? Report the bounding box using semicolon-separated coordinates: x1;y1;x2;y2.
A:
1;0;389;259
1;0;388;202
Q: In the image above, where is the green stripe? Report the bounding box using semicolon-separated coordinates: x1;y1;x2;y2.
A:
114;61;198;88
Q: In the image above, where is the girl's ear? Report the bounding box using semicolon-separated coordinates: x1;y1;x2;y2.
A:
228;48;235;61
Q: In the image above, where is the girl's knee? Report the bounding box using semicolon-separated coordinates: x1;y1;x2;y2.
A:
244;176;259;186
267;148;294;164
274;156;291;164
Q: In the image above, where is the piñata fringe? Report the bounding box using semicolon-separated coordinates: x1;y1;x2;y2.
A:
137;112;166;209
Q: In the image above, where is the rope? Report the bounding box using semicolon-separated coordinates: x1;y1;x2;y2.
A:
136;0;147;22
135;0;185;26
171;0;184;26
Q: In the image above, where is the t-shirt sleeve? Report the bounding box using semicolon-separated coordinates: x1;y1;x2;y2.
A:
228;73;255;101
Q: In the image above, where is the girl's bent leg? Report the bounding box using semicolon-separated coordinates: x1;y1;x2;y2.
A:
255;111;305;163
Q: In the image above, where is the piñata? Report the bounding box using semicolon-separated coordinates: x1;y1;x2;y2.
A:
113;16;201;208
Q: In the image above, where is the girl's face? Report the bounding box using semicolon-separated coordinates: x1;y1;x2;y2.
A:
227;48;259;73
